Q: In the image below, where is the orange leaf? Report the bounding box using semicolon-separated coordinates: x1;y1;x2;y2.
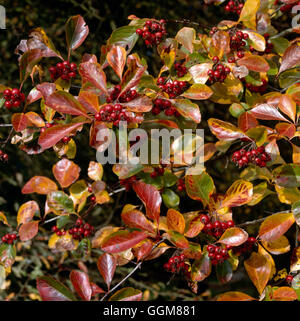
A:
19;221;39;241
22;176;58;194
107;46;126;80
17;201;40;227
273;287;298;301
166;209;185;234
52;158;81;188
259;212;295;242
237;55;269;72
244;252;272;295
217;291;256;301
218;227;248;246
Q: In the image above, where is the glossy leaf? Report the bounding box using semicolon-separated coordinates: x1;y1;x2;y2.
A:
101;230;148;253
108;287;142;301
22;176;58;194
47;191;75;215
19;221;39;241
69;270;92;301
222;180;253;208
208;118;247;141
107;46;126;80
175;27;196;53
97;253;117;290
185;172;215;207
244;252;272;295
217;291;256;301
52;158;81;188
36;276;76;301
166;209;185;234
65;15;89;52
38;122;85;150
132;180;161;224
279;44;300;74
237;55;269;72
259;212;295;242
17;201;40;226
219;227;248;246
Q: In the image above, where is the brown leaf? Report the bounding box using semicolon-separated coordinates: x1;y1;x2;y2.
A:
279;44;300;74
22;176;58;194
69;270;92;301
218;227;248;246
166;209;185;234
17;201;40;226
107;46;126;80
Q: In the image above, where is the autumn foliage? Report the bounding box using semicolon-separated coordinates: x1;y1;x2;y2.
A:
1;0;300;301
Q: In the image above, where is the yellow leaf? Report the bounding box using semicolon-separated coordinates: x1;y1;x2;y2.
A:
238;0;260;30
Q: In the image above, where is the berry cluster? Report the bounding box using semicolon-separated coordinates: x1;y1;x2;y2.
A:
174;61;187;78
52;219;94;241
49;61;77;82
177;179;186;192
118;89;138;103
151;98;180;117
233;237;256;255
232;146;271;168
69;219;94;240
95;104;130;126
120;175;137;191
207;244;231;265
1;233;17;244
200;214;235;238
207;57;231;84
3;88;25;109
280;1;300;12
245;79;268;93
156;77;189;98
224;0;244;15
209;27;218;36
150;166;165;178
163;254;189;274
0;150;8;162
106;84;138;104
262;33;273;54
135;19;167;47
286;275;294;284
229;30;248;58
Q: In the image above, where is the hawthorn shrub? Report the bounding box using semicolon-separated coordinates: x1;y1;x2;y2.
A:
1;0;300;301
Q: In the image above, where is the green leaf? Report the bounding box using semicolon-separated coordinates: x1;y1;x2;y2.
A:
107;26;139;53
185;172;215;206
108;287;142;301
216;260;233;284
47;191;75;215
162;189;180;209
273;164;300;188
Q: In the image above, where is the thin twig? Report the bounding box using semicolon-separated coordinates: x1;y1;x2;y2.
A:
100;238;166;301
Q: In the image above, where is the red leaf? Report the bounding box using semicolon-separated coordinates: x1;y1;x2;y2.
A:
132;180;162;224
38;122;85;150
101;230;148;253
36;276;76;301
279;44;300;74
250;104;291;122
121;95;153;113
107;46;127;80
79;62;108;96
52;158;81;188
69;270;92;301
97;253;117;290
237;55;269;72
121;208;156;234
65;15;89;51
19;221;39;241
36;82;56;100
11;113;29;132
45;91;90;117
238;112;258;132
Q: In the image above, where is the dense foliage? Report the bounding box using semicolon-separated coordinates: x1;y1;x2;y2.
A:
1;0;300;301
